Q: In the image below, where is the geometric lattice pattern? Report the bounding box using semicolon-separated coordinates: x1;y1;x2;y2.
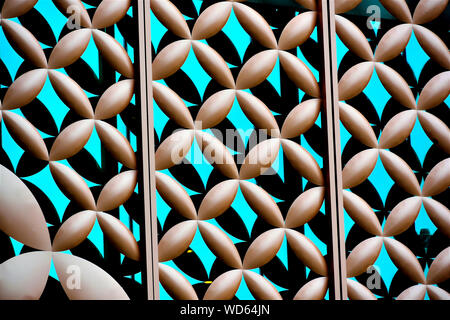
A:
336;0;449;300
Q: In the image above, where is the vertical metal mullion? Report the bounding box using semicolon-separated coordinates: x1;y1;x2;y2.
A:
318;0;347;300
136;0;159;300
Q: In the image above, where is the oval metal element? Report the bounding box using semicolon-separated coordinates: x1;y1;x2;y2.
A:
158;221;197;262
49;161;96;210
2;69;47;110
281;99;321;139
374;24;412;62
236;90;280;137
243;270;282;300
96;211;140;261
293;277;328;300
278;11;317;50
96;170;137;212
0;164;51;251
427;285;450;300
159;263;198;300
92;0;131;29
378;110;417;149
379;0;412;23
343;190;382;236
418;111;450;154
95;80;135;120
198;221;242;269
192;2;233;40
397;285;427;300
1;0;38;19
150;0;191;39
413;25;450;70
413;0;449;25
346;237;383;277
195;89;235;129
152;40;191;81
203;270;242;300
338;62;374;101
155;129;194;170
379;150;421;196
422;158;450;197
92;30;134;78
0;251;51;300
335;0;363;14
339;102;378;148
49;120;94;161
198;180;239;220
285;187;325;228
192;41;235;88
422;198;450;238
285;229;328;276
335;15;373;61
52;0;91;28
235;50;278;90
48;29;92;69
342;149;378;189
426;247;450;285
2;111;48;161
52;210;96;252
347;279;377;300
155;171;197;220
281;139;324;185
383;237;425;283
417;71;450;110
95;120;136;169
243;228;285;269
53;252;129;299
383;197;422;237
239;180;284;228
278;51;320;97
239;138;280;180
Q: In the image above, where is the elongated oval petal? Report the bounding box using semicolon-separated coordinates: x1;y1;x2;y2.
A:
342;149;378;189
195;89;235;129
92;0;131;29
335;0;363;14
155;171;197;220
375;63;416;109
150;0;191;39
196;131;238;179
96;170;137;211
422;198;450;238
159;263;198;300
198;221;242;268
397;285;426;300
53;0;91;27
417;72;450;110
278;11;317;50
285;187;325;228
279;51;320;97
95;80;135;120
293;0;316;10
97;211;140;261
52;210;96;252
48;29;91;69
155;129;194;170
243;228;285;269
413;25;450;70
2;69;47;110
0;164;51;250
383;197;422;237
413;0;448;25
427;247;450;285
243;270;282;300
158;221;197;262
204;270;242;300
286;229;327;276
236;50;278;90
1;0;38;19
293;277;328;300
339;102;378;148
240;180;284;228
343;190;382;236
338;62;374;101
1;19;47;68
153;81;194;129
48;70;93;118
383;237;425;283
2;111;48;160
192;2;233;40
236;90;280;137
427;285;450;300
233;3;277;49
192;41;235;88
53;252;129;299
92;30;134;78
375;24;412;62
239;138;280;180
49;161;96;210
379;0;412;23
198;180;239;220
335;15;373;61
281;139;324;185
95;120;136;169
379;110;417;149
281;99;321;139
347;237;383;277
419;110;450;154
379;150;421;196
50;120;94;161
422;158;450;197
0;251;51;300
152;40;191;80
347;279;377;300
